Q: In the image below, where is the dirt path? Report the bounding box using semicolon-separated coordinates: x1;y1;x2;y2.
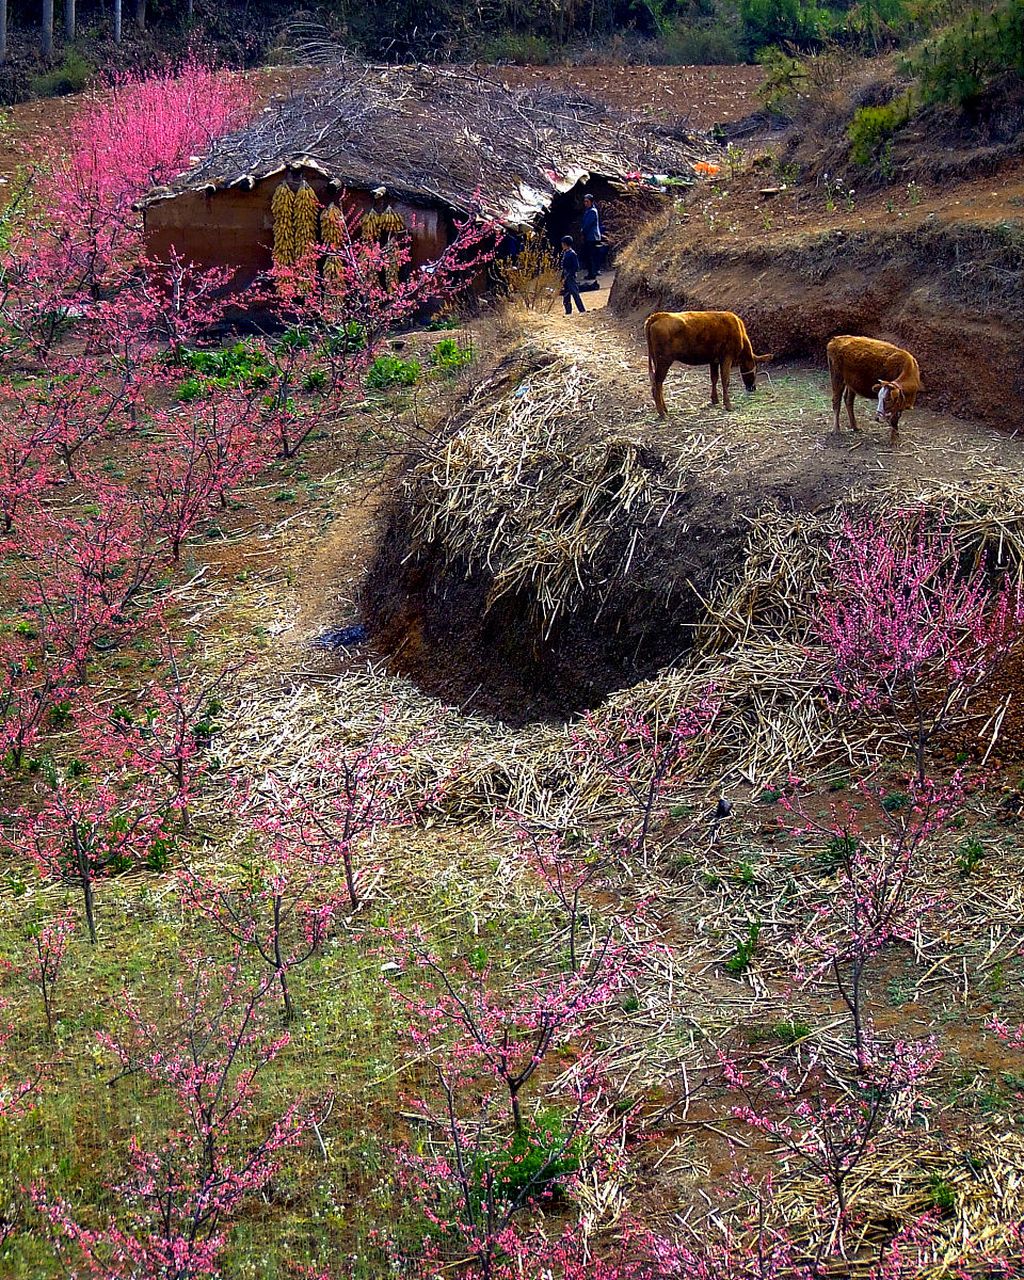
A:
532;272;1024;498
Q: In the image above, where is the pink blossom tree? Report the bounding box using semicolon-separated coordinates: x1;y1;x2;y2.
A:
569;688;717;859
265;710;443;909
14;480;169;673
21;60;252;299
18;766;173;943
813;513;1024;782
784;778;955;1069
25;911;75;1040
386;932;624;1280
259;215;494;460
180;850;342;1025
34;956;310;1280
724;1033;940;1231
391;930;625;1134
76;638;238;829
509;814;623;973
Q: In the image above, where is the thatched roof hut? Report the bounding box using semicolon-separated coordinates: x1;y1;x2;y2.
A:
141;60;718;288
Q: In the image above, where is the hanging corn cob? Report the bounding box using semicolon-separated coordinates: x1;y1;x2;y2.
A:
377;206;405;234
360;210;384;242
321;202;346;281
292;180;320;260
271;181;296;266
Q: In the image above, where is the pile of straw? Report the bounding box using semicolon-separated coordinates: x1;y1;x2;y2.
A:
780;1126;1024;1276
222;346;1024;808
395;352;684;638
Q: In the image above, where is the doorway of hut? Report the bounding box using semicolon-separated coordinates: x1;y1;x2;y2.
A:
544;178;615;280
543;176;660;279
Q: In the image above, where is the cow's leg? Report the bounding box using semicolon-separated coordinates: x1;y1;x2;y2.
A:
845;387;859;432
721;355;734;411
709;362;719;406
651;360;671;418
831;375;844;432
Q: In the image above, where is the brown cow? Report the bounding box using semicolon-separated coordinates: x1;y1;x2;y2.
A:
645;310;772;417
827;335;922;445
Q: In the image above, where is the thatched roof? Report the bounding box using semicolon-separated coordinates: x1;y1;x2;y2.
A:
141;60;719;224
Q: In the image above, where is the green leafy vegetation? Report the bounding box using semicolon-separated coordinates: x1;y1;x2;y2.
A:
430;336;474;375
30;51;95;99
848;94;913;164
366;353;422;390
725;921;760;974
908;0;1024;107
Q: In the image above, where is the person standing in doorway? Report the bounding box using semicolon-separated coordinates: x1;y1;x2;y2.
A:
581;193;602;282
560;235;585;315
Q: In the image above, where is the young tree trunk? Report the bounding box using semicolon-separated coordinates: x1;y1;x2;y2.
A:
134;0;145;29
76;847;98;944
0;0;8;64
113;0;122;43
272;895;295;1022
63;0;74;41
41;0;55;58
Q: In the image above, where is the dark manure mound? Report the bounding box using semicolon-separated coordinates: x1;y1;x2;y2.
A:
362;349;752;725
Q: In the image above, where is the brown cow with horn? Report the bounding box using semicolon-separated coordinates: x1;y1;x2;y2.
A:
827;335;922;445
645;310;773;417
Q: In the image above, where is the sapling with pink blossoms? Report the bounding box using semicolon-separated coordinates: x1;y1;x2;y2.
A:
268;710;443;909
18;764;174;943
181;847;342;1024
783;778;954;1069
78;637;239;829
510;813;620;972
34;956;311;1280
25;911;75;1040
570;688;718;860
391;929;626;1134
813;513;1024;783
386;927;626;1279
724;1033;940;1232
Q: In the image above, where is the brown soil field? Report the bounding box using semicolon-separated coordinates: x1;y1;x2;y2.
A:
490;62;763;127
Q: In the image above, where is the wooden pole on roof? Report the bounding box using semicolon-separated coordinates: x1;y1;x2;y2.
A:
64;0;75;41
41;0;54;58
114;0;122;43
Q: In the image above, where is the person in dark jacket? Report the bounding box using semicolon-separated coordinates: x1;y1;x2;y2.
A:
580;193;602;281
560;235;585;315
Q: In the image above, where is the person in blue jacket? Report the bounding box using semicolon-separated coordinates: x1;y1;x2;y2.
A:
580;193;602;282
560;236;585;315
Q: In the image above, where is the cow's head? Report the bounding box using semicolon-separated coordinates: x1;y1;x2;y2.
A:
740;351;774;393
873;380;908;428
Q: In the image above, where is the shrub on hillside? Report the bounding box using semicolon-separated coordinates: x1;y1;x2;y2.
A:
741;0;832;51
659;16;744;63
907;0;1024;107
30;50;95;99
847;92;913;163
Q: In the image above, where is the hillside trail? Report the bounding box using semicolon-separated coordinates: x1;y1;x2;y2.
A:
524;271;1024;495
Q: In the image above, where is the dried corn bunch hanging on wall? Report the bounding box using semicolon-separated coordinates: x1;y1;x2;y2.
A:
377;207;405;234
271;180;296;266
360;210;385;242
321;202;347;280
292;180;320;259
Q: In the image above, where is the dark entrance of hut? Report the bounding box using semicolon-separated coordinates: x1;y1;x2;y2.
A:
543;177;664;277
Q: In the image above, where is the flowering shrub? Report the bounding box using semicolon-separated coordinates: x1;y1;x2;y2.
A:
813;513;1024;781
